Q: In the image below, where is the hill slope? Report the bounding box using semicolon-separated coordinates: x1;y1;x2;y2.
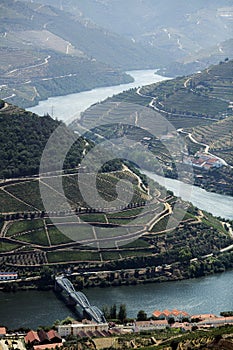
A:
0;100;86;178
1;0;161;107
73;60;233;196
42;0;233;67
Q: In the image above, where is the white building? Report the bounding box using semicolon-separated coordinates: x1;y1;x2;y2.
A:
134;320;168;332
57;321;108;337
0;272;18;281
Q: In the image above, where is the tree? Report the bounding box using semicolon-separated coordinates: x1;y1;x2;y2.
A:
137;310;147;321
118;304;127;323
168;317;175;325
110;304;117;319
102;305;110;320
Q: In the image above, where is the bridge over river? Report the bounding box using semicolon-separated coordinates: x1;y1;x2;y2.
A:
55;276;106;324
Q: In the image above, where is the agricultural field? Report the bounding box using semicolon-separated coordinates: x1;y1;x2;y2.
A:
0;188;33;213
6;219;44;237
0;168;149;214
192;115;233;165
0;179;232;268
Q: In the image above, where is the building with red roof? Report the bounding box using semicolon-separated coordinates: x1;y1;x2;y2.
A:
25;331;40;345
33;343;62;350
47;330;62;343
25;329;62;347
152;309;190;321
57;321;108;337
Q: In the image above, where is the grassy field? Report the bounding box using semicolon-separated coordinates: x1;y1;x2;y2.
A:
47;227;73;245
47;250;101;263
0;241;20;252
101;251;121;260
16;228;49;246
0;189;33;213
6;219;44;237
5;181;43;211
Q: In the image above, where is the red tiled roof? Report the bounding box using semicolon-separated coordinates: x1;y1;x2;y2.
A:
152;309;190;318
47;330;61;341
0;327;6;335
163;309;170;317
38;329;49;343
25;331;40;344
152;310;162;317
206;158;219;164
33;343;62;350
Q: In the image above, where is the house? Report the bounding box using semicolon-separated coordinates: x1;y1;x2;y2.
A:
198;316;233;327
47;330;62;344
134;320;168;332
25;329;62;347
25;331;40;345
191;313;217;322
57;320;109;337
152;309;190;322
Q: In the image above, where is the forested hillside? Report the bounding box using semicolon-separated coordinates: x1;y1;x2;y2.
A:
0;101;85;178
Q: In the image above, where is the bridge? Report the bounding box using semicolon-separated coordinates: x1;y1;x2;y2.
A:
55;276;106;324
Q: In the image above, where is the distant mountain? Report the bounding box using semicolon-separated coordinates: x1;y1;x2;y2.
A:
159;38;233;77
1;0;167;68
0;0;167;108
42;0;233;63
1;0;232;108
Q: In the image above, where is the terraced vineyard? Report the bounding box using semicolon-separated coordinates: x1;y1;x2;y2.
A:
139;59;232;119
192;115;233;165
81;59;233;196
0;169;232;270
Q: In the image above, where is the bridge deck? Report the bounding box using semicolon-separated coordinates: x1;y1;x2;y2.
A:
55;276;106;324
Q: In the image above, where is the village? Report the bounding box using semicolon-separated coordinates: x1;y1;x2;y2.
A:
1;309;233;350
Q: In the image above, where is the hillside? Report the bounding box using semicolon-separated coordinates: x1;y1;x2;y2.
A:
39;0;233;74
1;0;162;108
0;100;87;178
0;100;232;289
73;60;233;196
65;325;233;350
192;116;233;166
158;38;233;77
139;59;233;120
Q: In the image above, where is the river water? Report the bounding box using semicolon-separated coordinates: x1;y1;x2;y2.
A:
1;270;233;329
28;69;169;124
1;69;232;329
144;171;233;220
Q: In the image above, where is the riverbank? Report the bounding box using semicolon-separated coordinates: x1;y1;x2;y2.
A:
28;69;169;124
1;244;233;295
144;171;233;220
1;269;233;329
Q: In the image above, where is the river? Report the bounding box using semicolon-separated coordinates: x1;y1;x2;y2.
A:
1;69;232;329
28;69;169;124
1;270;233;329
144;171;233;221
